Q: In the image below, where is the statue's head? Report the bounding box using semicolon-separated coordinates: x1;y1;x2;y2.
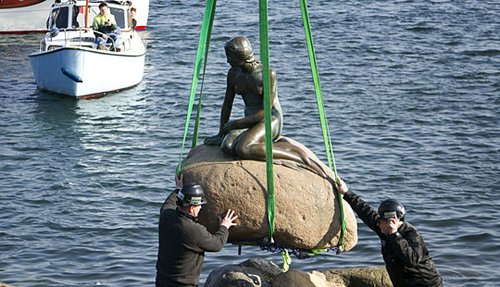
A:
225;36;254;62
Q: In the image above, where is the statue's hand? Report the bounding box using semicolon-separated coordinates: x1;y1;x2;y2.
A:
204;134;224;146
222;120;239;134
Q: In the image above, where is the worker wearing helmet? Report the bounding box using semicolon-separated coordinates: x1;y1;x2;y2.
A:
334;178;443;287
155;175;238;287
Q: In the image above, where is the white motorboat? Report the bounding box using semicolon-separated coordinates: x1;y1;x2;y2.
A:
29;0;146;98
0;0;149;33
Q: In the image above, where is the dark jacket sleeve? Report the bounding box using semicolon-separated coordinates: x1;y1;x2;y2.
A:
195;225;230;252
343;190;381;235
386;225;427;267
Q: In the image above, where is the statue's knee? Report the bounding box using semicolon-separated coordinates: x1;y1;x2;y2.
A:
235;145;251;158
221;143;236;156
221;135;237;156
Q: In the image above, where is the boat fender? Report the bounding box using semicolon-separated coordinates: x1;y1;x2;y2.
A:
61;68;83;83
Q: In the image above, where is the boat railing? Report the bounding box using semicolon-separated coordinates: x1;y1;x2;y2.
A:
66;28;94;44
42;27;131;52
92;30;122;52
120;32;136;51
43;27;97;51
122;36;130;51
39;37;46;52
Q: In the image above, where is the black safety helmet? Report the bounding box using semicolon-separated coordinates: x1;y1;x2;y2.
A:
177;184;207;206
378;199;406;221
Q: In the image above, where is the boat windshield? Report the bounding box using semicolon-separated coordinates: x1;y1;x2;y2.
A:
84;5;126;29
48;4;127;30
110;7;125;28
47;7;69;29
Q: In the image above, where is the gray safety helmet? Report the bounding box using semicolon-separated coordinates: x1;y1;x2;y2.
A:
378;199;406;221
177;184;207;206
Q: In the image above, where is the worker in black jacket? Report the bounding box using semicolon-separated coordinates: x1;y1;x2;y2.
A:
334;178;443;287
155;175;238;287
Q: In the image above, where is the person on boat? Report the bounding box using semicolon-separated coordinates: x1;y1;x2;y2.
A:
71;5;80;28
155;174;238;287
45;3;78;30
204;36;327;177
46;0;62;29
92;2;121;51
46;10;57;29
128;7;137;30
334;178;443;287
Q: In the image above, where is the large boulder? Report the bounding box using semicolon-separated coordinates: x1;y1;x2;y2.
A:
180;144;357;250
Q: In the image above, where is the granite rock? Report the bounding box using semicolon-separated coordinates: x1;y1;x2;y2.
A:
181;144;357;250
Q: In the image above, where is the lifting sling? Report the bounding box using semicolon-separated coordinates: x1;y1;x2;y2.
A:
175;0;346;268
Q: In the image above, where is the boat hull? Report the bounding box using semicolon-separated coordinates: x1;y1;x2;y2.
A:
0;0;149;33
0;0;53;33
30;47;145;98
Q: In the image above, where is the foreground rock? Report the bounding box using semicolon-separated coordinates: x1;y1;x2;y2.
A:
181;144;357;250
273;270;332;287
205;258;282;287
205;259;392;287
321;268;393;287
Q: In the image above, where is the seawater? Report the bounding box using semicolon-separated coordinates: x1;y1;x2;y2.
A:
0;1;499;286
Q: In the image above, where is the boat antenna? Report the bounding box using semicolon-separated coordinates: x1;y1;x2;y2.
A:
85;0;89;28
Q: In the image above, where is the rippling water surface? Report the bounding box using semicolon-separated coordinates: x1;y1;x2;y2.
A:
1;1;499;286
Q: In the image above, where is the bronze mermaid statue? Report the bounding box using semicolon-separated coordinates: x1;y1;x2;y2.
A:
204;36;330;178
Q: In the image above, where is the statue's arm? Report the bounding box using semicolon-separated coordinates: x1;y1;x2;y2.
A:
269;69;278;108
222;69;278;132
204;70;236;145
223;111;262;132
219;75;236;134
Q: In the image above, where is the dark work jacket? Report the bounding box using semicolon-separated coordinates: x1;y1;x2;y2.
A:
155;191;229;287
343;190;443;287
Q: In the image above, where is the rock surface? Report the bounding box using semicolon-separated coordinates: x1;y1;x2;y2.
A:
204;258;282;287
205;259;392;287
181;144;357;250
320;267;392;287
273;269;334;287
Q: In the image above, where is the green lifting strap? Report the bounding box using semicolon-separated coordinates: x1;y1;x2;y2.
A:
176;0;217;176
192;1;216;149
259;0;276;241
299;0;347;249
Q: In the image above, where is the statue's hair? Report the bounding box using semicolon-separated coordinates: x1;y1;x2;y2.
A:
225;36;254;62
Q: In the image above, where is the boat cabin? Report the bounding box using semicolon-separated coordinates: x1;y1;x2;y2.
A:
43;0;135;51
